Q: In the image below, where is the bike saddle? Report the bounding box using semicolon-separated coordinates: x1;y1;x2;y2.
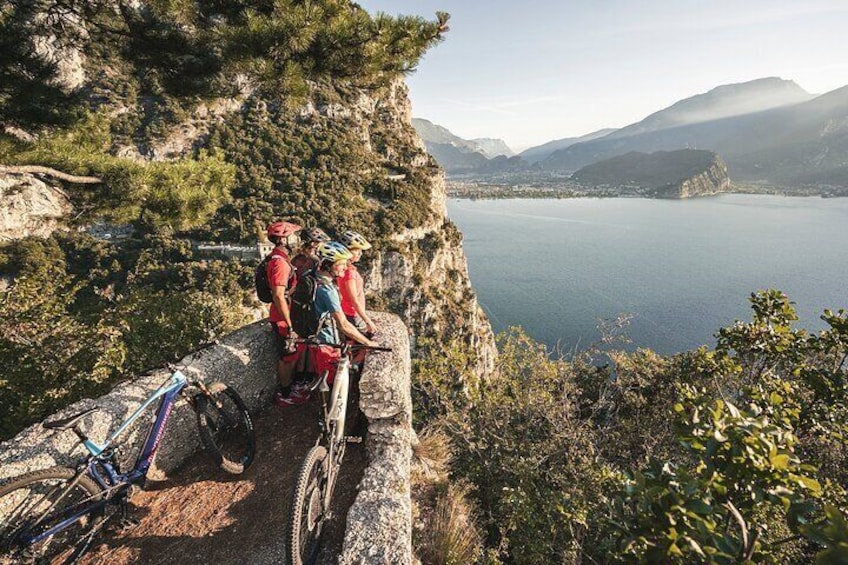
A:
44;407;99;430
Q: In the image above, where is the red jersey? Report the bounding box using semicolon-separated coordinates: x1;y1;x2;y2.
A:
338;263;363;317
267;247;295;324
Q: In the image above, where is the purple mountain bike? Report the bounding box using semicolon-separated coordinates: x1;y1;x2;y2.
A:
0;370;255;564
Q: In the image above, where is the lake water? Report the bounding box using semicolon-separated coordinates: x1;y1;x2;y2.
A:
447;195;848;355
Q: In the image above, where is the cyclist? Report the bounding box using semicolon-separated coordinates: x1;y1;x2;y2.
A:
337;230;378;336
265;220;302;406
284;241;378;405
291;226;330;274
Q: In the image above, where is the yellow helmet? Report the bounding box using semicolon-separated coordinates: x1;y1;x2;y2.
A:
339;230;372;251
316;241;353;263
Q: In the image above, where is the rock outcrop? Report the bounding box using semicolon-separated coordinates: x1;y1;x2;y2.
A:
0;173;72;241
571;149;730;198
340;311;415;564
674;158;732;198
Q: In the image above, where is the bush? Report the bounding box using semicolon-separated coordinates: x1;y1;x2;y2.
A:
0;233;251;439
415;292;848;563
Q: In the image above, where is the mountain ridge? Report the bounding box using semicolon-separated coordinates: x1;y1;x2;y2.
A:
540;81;848;188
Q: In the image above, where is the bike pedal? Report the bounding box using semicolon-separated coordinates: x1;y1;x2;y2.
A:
344;436;363;444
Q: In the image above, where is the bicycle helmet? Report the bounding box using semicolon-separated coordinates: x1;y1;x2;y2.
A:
303;226;331;243
267;221;301;239
338;230;372;251
316;241;353;263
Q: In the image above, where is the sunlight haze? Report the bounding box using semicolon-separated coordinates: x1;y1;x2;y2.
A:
357;0;848;150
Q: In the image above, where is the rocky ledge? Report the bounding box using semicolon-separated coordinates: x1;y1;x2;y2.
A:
340;311;415;564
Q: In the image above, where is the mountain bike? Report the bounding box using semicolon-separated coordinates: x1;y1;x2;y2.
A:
284;341;391;565
0;369;255;564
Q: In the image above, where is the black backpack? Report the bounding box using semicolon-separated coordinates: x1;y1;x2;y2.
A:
290;268;321;337
255;254;287;304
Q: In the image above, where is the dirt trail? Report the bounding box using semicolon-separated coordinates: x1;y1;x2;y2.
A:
81;400;365;564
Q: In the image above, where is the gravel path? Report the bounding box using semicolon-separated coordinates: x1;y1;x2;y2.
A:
81;399;366;564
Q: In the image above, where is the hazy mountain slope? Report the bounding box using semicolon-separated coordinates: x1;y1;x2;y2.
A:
412;118;515;171
542;84;848;186
470;137;514;158
520;128;617;163
423;142;492;173
411;118;478;150
604;77;813;141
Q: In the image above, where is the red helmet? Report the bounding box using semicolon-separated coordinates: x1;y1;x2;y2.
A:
267;221;301;239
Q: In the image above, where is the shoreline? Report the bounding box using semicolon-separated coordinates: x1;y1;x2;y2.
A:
446;188;848;201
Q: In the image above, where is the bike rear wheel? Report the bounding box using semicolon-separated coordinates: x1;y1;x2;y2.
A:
285;445;328;565
195;384;256;474
0;467;103;564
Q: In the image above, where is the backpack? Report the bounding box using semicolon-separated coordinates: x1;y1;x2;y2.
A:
290;267;321;337
254;254;289;304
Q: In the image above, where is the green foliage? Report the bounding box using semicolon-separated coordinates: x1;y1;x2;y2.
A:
0;0;448;130
0;233;252;439
0;1;87;127
418;328;617;564
200;95;436;243
1;113;236;230
417;291;848;563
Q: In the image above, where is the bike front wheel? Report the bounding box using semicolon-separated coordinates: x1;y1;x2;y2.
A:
0;466;103;564
285;445;329;565
194;383;256;474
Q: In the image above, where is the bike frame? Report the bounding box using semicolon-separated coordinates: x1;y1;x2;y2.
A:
325;355;350;447
20;372;189;546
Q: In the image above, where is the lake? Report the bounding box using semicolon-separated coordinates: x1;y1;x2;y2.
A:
447;195;848;355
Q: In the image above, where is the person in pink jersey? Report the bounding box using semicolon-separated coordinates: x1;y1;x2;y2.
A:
337;230;377;336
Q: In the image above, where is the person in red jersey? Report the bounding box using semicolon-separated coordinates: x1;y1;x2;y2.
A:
265;220;303;406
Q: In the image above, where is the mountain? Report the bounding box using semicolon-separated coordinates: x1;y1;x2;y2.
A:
0;3;496;438
412;118;515;172
519;128;618;163
411;118;478;150
421;142;492;173
603;77;813;141
542;81;848;187
470;138;515;158
571;149;730;198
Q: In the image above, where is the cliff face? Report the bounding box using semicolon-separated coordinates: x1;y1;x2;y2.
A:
161;77;497;376
0;173;71;241
673;158;731;198
1;75;496;378
351;81;496;375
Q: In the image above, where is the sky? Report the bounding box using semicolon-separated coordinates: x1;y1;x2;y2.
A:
357;0;848;151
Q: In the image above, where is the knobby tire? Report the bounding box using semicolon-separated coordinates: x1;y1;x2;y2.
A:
194;384;256;474
285;445;328;565
0;467;103;565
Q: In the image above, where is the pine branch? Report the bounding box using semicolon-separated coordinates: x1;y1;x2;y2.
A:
0;164;101;184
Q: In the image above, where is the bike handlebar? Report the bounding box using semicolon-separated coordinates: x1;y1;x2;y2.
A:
289;338;392;353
